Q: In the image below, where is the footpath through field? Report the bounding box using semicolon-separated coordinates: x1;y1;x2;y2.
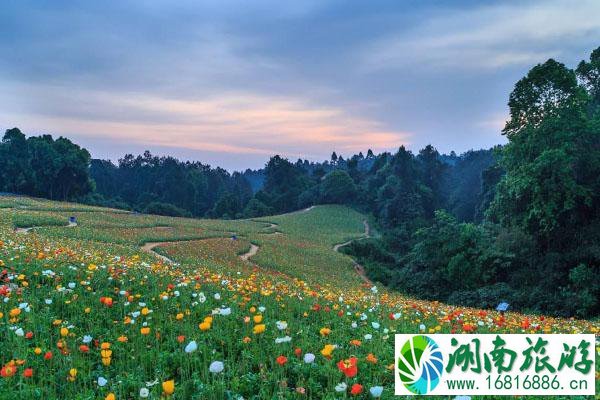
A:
332;220;372;285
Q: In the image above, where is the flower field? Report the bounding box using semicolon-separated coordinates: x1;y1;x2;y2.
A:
0;196;598;399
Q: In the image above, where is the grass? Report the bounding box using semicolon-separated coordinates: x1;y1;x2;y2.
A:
12;212;70;229
0;196;598;399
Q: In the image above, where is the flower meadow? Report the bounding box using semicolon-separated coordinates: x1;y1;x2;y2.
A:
0;197;598;399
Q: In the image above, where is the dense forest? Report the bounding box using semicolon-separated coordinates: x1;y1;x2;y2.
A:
1;47;598;317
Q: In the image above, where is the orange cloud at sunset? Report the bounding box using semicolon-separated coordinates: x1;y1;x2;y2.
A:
8;87;411;160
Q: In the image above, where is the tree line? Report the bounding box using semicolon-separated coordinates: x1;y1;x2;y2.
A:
1;46;598;317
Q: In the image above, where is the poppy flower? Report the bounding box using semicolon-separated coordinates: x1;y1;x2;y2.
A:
79;345;90;353
100;297;113;307
44;351;53;360
140;327;151;335
366;353;377;364
303;353;315;364
370;386;383;397
209;361;224;373
67;368;77;381
350;383;363;396
337;357;358;378
319;327;331;336
199;321;211;331
276;355;287;366
184;340;197;353
0;364;16;378
321;344;335;358
22;368;33;378
162;379;175;395
253;324;266;334
294;348;302;357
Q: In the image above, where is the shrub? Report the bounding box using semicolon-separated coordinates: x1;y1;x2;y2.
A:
143;202;191;217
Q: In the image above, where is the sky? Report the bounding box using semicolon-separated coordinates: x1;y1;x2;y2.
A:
1;1;599;171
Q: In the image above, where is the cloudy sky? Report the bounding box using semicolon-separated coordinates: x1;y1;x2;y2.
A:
1;1;599;170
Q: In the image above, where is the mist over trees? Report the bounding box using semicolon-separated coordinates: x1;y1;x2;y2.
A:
1;46;598;317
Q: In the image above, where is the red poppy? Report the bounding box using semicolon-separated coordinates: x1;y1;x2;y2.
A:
44;351;53;360
25;331;33;339
276;355;287;366
294;348;302;357
177;335;185;343
350;383;363;396
337;357;358;378
22;368;33;378
79;345;90;353
0;365;16;378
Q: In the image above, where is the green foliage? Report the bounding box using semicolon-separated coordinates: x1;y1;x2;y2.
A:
259;155;310;212
0;129;92;200
144;201;192;218
242;198;273;218
348;47;600;317
320;170;356;204
90;153;253;218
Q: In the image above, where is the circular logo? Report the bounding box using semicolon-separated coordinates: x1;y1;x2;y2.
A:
397;335;444;394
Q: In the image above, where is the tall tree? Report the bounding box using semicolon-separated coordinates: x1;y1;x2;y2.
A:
0;128;30;193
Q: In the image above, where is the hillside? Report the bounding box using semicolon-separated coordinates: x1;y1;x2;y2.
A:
0;196;598;399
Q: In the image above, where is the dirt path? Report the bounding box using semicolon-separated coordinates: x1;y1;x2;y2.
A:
15;221;77;234
333;220;372;285
141;241;175;264
142;238;259;265
240;243;259;261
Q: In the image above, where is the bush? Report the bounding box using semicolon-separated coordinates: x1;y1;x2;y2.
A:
143;202;191;218
242;198;273;218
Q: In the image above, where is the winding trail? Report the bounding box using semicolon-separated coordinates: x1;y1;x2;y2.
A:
15;221;78;234
241;205;314;262
141;241;175;264
140;206;371;286
240;243;259;261
333;220;372;285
